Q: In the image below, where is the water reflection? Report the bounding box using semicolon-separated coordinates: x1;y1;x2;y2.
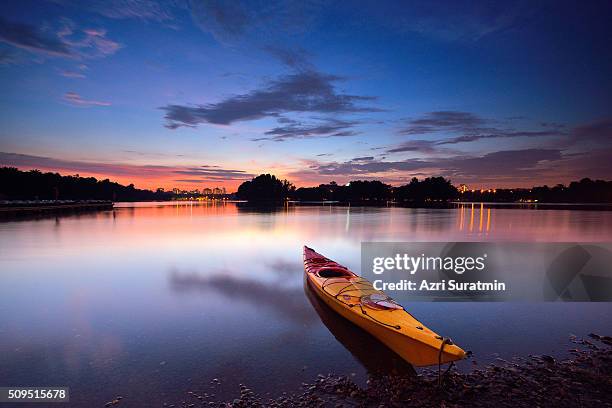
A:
1;202;612;407
170;269;317;325
457;203;491;234
304;280;415;376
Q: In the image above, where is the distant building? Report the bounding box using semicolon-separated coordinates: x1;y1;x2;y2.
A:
172;188;180;194
202;187;212;195
458;184;469;193
213;187;223;195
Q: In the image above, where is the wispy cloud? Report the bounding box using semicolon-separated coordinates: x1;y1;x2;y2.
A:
162;69;379;128
59;23;122;59
0;152;254;185
59;69;86;78
294;148;568;185
173;166;255;180
63;92;111;107
253;118;358;142
0;17;121;60
188;0;322;43
0;16;72;57
0;49;19;65
570;118;612;145
391;2;531;43
67;0;176;22
387;110;562;154
399;111;486;135
386;140;440;154
264;45;313;70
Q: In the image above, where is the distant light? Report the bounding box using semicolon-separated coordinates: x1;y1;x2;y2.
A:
345;182;351;186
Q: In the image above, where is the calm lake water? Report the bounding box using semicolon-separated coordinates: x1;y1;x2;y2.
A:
1;202;612;406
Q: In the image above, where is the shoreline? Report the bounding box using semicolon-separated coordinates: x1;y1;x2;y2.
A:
0;200;113;217
157;334;611;408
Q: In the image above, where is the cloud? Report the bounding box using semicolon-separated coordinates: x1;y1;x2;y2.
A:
0;49;19;65
438;130;559;145
66;0;176;22
188;0;322;43
399;111;561;140
63;0;322;44
0;16;72;57
386;140;439;154
306;159;430;176
387;111;562;154
59;23;122;58
298;149;565;184
0;17;121;60
386;130;560;154
570;118;612;145
253;118;359;142
59;69;86;78
443;148;562;178
399;111;487;135
391;2;531;43
551;148;612;181
188;0;252;42
63;92;111;107
162;69;379;128
173;166;255;180
351;156;374;162
0;152;254;185
264;45;312;70
0;152;162;177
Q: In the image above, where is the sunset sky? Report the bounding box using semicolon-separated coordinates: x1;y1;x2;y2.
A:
1;1;611;191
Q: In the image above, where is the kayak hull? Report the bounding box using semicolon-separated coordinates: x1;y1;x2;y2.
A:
304;246;465;367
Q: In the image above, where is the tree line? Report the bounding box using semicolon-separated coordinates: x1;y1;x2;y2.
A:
236;174;458;202
235;174;612;204
2;167;611;203
0;167;172;201
461;178;612;203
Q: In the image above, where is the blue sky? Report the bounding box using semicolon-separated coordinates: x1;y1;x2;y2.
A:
1;0;611;190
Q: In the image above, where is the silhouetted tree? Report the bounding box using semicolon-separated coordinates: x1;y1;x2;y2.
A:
344;180;392;201
395;177;458;202
0;167;172;201
236;174;295;202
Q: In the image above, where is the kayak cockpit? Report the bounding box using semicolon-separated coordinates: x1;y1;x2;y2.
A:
317;267;353;278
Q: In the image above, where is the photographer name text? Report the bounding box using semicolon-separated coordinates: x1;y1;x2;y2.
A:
371;253;506;292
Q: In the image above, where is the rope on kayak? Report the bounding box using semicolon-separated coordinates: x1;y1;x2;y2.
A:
319;277;403;330
358;304;401;330
309;259;415;332
321;277;382;298
437;338;454;387
319;275;418;332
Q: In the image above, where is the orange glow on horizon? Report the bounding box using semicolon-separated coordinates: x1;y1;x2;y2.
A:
6;162;590;193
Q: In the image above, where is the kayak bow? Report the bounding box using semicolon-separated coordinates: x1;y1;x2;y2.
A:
304;246;466;367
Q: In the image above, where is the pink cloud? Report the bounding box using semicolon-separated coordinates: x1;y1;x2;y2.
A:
63;92;111;107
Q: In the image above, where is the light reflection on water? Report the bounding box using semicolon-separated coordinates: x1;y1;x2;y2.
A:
0;202;611;407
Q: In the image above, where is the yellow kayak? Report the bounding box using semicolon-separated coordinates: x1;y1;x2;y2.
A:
303;246;466;367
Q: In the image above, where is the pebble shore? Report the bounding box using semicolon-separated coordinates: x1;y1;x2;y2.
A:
109;334;612;408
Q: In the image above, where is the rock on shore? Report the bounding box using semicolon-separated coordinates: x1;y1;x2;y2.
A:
165;334;612;407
